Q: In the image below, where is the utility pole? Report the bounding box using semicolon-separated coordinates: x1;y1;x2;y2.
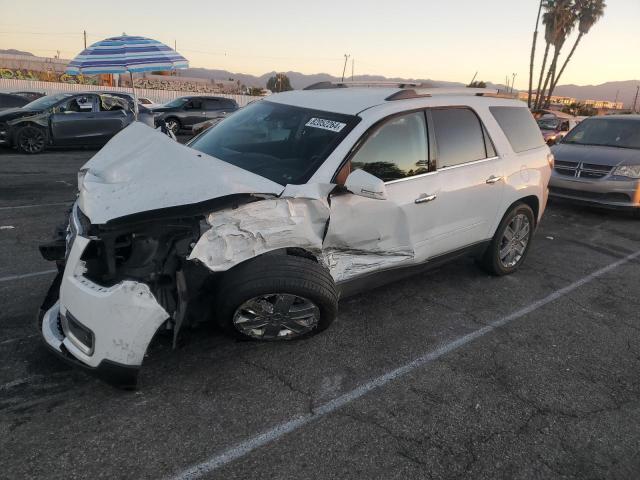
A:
633;86;639;114
83;30;87;49
351;57;354;81
341;54;350;82
469;71;478;86
511;73;517;94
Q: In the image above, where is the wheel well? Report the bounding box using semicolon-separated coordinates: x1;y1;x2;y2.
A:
512;196;540;225
11;122;47;143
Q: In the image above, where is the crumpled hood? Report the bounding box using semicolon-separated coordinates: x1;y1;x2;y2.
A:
552;143;640;167
0;108;43;123
78;123;284;224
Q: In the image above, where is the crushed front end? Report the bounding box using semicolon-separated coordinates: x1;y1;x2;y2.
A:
39;202;205;388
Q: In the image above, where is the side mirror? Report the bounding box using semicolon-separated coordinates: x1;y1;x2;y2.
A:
344;169;388;200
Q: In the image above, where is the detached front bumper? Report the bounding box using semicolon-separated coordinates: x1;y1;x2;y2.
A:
40;235;170;387
549;173;640;210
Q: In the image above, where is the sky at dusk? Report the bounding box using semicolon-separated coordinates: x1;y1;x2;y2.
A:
0;0;638;89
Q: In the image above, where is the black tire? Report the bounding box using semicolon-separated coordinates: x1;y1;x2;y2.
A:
15;124;47;154
478;203;536;276
164;117;181;135
216;255;338;341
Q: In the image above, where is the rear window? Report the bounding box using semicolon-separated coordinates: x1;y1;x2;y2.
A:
490;106;545;153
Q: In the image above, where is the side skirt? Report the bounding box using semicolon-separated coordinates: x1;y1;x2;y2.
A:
336;240;490;298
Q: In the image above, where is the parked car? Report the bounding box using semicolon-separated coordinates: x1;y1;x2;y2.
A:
38;85;551;387
152;95;239;134
537;115;579;145
0;92;148;153
549;115;640;214
11;91;46;102
137;96;160;109
0;92;29;111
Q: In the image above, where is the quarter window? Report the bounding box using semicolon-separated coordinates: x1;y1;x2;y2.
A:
431;108;488;168
490;106;545;153
350;112;429;182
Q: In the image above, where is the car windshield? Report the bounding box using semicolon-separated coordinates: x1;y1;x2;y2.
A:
163;97;189;108
189;101;359;185
537;118;559;130
23;93;74;111
562;118;640;149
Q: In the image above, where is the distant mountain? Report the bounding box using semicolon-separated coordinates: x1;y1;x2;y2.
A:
552;80;640;107
0;48;35;56
183;67;468;90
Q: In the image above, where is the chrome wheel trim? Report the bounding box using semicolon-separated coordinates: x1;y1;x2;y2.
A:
499;213;531;268
165;119;179;133
19;127;45;153
232;294;320;340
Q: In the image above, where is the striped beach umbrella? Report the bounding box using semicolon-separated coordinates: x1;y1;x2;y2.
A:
66;34;188;75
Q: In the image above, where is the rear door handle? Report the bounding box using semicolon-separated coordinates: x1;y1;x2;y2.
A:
415;193;437;204
486;175;503;184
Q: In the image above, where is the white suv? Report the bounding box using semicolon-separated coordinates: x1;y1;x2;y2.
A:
39;84;552;387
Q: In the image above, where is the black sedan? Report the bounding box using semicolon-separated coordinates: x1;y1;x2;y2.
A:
152;95;239;134
0;92;144;154
0;92;29;111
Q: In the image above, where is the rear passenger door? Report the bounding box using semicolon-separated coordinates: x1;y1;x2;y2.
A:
427;107;505;256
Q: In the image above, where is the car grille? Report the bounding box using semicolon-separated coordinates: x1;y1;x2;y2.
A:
554;160;613;179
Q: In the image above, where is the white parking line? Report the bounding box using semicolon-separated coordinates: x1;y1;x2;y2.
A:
0;202;71;211
0;270;57;283
170;249;640;480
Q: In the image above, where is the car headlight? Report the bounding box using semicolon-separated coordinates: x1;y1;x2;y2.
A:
613;165;640;179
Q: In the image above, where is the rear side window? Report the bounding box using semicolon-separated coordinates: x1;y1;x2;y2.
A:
490;106;545;153
204;99;222;110
350;111;429;182
431;108;488;168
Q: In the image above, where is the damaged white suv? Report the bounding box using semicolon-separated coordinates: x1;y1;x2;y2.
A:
39;84;552;387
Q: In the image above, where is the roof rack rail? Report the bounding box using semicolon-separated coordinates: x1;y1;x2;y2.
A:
304;80;424;90
385;87;499;101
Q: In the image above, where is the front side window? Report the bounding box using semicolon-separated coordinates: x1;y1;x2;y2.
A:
189;101;359;185
204;99;222;110
431;108;488;168
350;112;429;182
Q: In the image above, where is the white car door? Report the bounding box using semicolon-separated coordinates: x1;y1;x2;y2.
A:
324;111;442;282
425;107;505;256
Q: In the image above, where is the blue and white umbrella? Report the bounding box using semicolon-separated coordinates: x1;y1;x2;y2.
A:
66;34;188;118
66;34;188;75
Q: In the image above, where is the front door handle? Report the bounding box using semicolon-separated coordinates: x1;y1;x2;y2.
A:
415;193;437;204
486;175;503;184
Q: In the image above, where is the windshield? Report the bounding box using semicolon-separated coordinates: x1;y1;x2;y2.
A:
163;97;189;108
562;118;640;149
189;101;359;185
537;118;559;130
23;93;74;111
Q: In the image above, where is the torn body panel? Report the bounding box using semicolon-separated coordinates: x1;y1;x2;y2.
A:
189;185;417;284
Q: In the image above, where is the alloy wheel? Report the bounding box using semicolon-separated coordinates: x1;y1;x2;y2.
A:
18;127;45;153
498;213;531;268
232;293;321;340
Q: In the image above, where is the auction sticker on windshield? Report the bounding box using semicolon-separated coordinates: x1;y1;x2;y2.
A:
305;118;347;133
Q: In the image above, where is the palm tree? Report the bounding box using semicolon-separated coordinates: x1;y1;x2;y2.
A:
546;0;606;101
528;0;545;108
533;1;556;110
536;0;577;110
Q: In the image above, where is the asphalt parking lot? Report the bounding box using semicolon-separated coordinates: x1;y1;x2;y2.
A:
1;147;639;480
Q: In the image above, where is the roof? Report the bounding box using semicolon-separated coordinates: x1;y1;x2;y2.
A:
267;88;401;115
266;87;519;116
